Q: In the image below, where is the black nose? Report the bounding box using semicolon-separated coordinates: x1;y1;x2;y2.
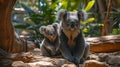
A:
70;21;75;28
50;32;55;36
71;23;75;28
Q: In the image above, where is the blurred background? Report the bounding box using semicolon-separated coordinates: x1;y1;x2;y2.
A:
12;0;120;47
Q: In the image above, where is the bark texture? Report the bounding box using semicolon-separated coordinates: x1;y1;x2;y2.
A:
0;0;35;53
85;35;120;53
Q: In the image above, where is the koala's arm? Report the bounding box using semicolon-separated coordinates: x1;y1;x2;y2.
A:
44;41;56;51
74;31;86;59
54;37;60;51
60;32;73;61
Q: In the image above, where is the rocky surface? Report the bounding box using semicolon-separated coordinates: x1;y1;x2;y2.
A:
1;48;120;67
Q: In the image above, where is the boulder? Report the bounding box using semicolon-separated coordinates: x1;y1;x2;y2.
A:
107;56;120;65
12;61;31;67
83;60;108;67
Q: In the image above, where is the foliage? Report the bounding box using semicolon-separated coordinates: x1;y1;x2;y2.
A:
110;8;120;28
110;8;120;35
111;29;120;35
81;0;103;37
14;0;60;47
84;0;95;12
13;0;102;45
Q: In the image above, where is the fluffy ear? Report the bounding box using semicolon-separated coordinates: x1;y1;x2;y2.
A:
39;26;46;34
77;10;87;21
52;23;59;30
57;9;67;21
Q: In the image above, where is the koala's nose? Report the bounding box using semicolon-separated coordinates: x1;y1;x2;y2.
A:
71;24;75;28
71;22;75;28
50;32;55;36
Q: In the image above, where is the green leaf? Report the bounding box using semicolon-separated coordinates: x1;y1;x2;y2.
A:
81;17;95;24
117;0;120;3
83;28;89;33
14;23;30;29
61;0;68;9
84;0;95;12
21;3;35;15
26;26;35;30
50;3;58;10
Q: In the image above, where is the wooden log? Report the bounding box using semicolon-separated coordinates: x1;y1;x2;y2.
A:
85;35;120;53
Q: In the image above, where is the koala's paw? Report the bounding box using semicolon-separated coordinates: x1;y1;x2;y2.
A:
73;57;80;65
50;50;56;56
79;58;85;64
66;56;80;65
67;56;74;62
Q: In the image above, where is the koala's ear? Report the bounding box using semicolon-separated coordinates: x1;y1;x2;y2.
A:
39;26;46;34
52;23;59;30
57;9;67;21
77;10;87;21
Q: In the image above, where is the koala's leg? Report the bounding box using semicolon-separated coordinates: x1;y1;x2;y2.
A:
79;43;90;64
73;43;85;64
73;32;86;64
41;46;51;56
54;39;61;56
55;38;60;51
49;48;56;56
60;34;74;62
83;42;90;59
44;41;57;56
60;45;74;62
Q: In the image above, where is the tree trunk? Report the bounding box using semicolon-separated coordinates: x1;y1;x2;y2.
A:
0;0;35;53
85;35;120;53
97;0;106;19
102;0;112;36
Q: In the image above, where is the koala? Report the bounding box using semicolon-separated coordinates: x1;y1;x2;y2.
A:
39;23;60;56
57;9;90;65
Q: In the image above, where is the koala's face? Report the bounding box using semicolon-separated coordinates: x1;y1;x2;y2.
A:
63;12;80;31
57;10;85;31
39;24;58;42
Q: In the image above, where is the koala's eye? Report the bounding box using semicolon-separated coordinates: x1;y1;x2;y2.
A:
45;31;49;34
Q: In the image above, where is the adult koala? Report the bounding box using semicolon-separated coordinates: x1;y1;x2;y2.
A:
57;9;90;65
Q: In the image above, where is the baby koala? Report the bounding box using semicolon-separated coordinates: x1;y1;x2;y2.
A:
39;23;60;56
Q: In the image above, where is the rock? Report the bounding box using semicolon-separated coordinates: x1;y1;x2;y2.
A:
61;64;77;67
107;56;120;65
30;48;42;56
98;53;109;62
11;52;35;63
83;60;108;67
12;61;31;67
27;57;71;67
51;58;70;67
89;54;99;61
112;51;120;56
0;59;13;67
4;49;120;67
28;61;55;67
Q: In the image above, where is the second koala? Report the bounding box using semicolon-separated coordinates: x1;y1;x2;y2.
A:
39;23;60;56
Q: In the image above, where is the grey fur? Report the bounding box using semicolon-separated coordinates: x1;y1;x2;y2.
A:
57;9;90;65
39;23;60;56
